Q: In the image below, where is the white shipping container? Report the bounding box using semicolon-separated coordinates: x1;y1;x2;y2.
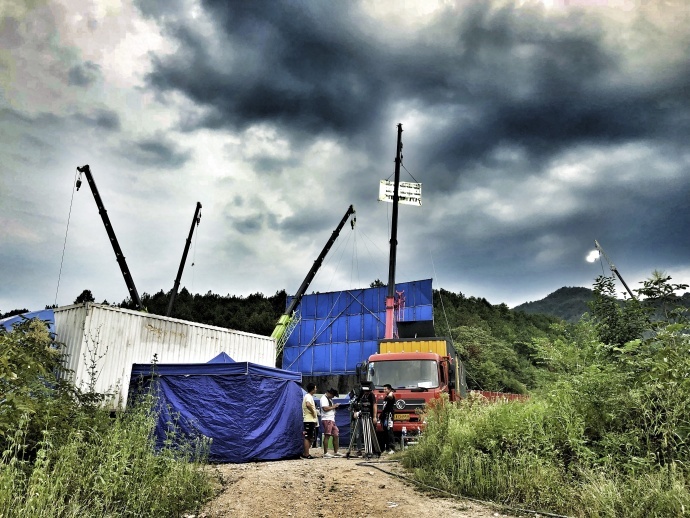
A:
53;303;277;408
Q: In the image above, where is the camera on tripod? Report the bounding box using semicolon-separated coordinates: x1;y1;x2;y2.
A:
347;382;374;417
345;381;381;458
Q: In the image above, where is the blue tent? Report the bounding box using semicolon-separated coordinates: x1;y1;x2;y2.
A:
129;357;303;463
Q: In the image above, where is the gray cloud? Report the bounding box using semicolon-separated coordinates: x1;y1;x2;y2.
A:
68;61;102;87
119;134;192;169
74;109;122;131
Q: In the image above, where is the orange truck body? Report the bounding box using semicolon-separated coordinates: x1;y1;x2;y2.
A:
365;338;466;435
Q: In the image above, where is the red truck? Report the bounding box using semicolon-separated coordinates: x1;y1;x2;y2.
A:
360;337;466;436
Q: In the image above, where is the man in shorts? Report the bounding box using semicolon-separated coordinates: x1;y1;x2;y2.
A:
319;387;343;457
302;382;318;459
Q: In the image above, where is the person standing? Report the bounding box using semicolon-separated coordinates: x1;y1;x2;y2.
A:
380;384;396;454
302;383;318;459
319;387;342;458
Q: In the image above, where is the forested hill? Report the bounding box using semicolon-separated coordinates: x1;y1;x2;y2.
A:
513;286;594;323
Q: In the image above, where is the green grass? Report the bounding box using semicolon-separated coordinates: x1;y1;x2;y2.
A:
403;394;690;517
0;400;214;518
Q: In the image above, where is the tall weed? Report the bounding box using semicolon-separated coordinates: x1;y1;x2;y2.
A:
0;398;212;518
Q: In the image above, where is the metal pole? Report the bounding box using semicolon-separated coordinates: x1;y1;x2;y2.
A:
385;124;403;339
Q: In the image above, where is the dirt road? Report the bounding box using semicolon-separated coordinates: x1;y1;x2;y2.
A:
199;449;508;518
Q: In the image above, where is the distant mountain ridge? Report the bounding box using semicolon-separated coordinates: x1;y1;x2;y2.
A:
513;286;594;323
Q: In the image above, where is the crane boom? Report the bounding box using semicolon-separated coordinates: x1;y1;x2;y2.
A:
385;123;403;339
271;204;356;348
166;202;202;317
594;239;636;300
76;165;143;310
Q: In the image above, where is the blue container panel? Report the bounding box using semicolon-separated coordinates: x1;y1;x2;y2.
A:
363;313;383;341
332;318;347;342
347;314;363;342
361;340;378;365
345;341;364;372
282;279;433;374
311;344;331;373
298;347;314;373
333;292;349;313
346;295;364;316
331;343;348;374
312;318;331;345
300;295;318;318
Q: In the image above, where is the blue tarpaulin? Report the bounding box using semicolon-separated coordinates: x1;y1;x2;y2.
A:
282;279;434;374
129;357;303;463
0;309;55;336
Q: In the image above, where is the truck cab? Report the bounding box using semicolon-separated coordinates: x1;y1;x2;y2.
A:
362;338;466;436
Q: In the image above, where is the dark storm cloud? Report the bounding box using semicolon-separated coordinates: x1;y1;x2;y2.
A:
142;0;387;136
68;61;102;87
119;134;191;169
139;1;690;175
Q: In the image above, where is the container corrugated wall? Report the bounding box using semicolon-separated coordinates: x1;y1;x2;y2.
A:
54;303;276;408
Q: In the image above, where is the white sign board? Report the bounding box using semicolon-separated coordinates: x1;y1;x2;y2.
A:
378;180;422;206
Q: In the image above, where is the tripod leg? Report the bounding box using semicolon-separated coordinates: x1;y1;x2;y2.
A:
345;417;358;459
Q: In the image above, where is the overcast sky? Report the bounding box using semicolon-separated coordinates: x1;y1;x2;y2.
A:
2;0;689;316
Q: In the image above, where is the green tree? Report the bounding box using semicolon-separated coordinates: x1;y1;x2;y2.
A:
0;319;93;458
588;275;647;349
74;289;95;304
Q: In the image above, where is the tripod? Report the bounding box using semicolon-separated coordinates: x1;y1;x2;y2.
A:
345;411;381;459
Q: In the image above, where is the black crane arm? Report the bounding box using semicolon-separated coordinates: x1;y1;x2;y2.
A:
166;202;202;317
271;204;356;341
594;239;636;300
76;165;143;310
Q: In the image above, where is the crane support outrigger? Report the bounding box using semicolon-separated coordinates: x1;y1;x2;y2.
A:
166;202;202;317
76;165;143;310
271;204;356;356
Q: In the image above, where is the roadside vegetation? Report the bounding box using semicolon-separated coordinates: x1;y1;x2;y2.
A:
0;319;212;517
405;272;690;517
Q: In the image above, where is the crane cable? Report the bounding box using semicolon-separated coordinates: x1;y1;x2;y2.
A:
54;169;79;306
429;248;484;391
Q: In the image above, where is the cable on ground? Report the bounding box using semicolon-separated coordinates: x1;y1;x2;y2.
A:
355;459;572;518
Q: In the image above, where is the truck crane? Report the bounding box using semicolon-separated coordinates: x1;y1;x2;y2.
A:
166;202;202;317
271;204;356;357
594;239;637;300
76;165;143;310
359;125;466;440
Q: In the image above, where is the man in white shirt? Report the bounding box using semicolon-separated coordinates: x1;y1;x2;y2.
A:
319;387;343;458
302;383;318;459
